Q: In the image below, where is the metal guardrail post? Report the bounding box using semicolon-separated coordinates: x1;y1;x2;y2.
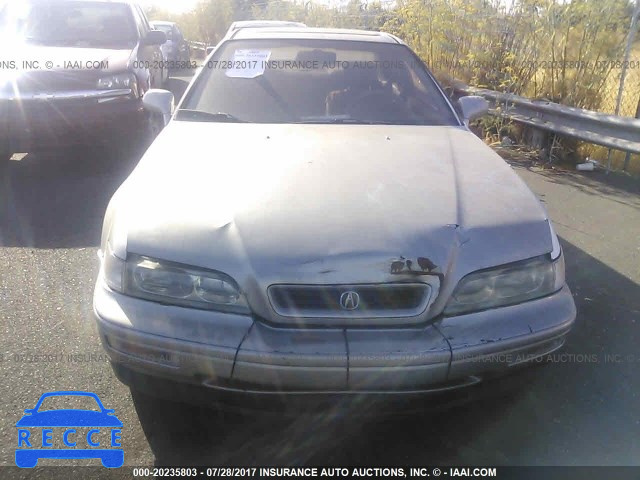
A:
609;0;640;173
623;97;640;172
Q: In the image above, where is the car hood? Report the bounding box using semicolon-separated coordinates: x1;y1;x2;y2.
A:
106;123;553;318
1;45;133;96
5;45;133;72
16;410;122;428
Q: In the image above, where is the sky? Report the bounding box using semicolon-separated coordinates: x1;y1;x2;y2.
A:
138;0;201;14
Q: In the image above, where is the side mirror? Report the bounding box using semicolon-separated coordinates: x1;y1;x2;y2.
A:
143;89;175;126
143;30;167;46
458;95;489;125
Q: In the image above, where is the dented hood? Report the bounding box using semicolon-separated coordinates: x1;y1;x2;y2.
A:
106;122;553;317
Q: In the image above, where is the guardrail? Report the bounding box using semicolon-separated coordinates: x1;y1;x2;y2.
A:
453;85;640;155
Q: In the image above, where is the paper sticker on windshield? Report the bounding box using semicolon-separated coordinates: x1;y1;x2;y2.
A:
225;50;271;78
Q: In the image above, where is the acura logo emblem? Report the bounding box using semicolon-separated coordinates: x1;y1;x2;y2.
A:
340;291;360;310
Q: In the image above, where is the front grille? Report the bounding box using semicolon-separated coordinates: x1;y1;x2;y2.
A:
268;283;431;319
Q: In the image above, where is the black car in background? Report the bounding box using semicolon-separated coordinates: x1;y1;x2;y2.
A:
0;0;167;165
150;21;190;65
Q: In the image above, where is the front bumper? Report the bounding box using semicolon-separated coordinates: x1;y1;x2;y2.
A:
93;281;576;407
1;89;145;152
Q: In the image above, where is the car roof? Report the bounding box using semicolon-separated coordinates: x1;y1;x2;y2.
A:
28;0;136;3
229;20;307;30
228;27;405;44
32;391;106;409
36;390;100;400
25;0;141;6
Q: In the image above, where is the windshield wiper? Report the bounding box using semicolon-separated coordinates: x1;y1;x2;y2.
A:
175;109;249;123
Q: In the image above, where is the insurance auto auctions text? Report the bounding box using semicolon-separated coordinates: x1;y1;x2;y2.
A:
257;467;497;477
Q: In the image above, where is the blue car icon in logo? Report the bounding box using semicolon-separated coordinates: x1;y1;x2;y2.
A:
15;391;123;468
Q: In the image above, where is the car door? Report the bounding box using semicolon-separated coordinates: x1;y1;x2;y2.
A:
174;25;188;61
132;4;164;89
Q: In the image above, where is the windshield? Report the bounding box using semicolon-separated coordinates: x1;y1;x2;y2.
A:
180;39;460;126
152;24;173;35
0;0;138;49
36;395;101;412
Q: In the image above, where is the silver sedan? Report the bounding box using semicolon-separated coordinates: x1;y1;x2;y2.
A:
94;27;576;410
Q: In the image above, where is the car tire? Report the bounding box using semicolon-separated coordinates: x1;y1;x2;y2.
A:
160;66;168;88
100;450;124;468
145;111;165;145
14;450;38;468
79;144;137;170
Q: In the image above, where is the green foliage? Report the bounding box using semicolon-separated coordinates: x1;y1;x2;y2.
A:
383;0;633;112
145;0;390;45
147;0;637;115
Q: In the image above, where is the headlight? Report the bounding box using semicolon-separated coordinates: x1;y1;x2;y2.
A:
116;255;249;314
97;73;138;95
444;254;564;316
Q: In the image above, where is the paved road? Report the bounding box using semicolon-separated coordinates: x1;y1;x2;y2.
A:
0;73;639;474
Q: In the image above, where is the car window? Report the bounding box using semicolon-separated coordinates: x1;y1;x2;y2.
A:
129;5;144;38
180;39;460;126
135;4;151;36
0;0;138;49
152;24;174;38
37;395;101;412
